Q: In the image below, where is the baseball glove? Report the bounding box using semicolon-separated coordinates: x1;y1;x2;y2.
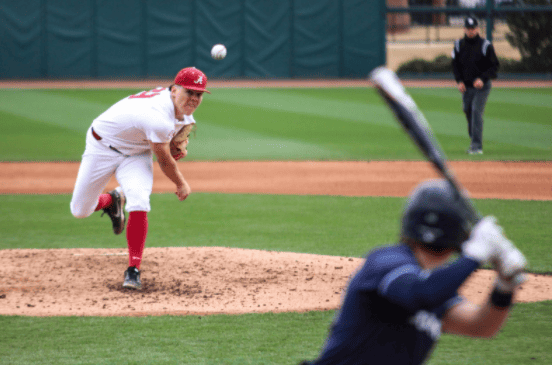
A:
170;124;195;160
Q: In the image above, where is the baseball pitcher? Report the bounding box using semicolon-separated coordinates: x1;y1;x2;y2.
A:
70;67;209;290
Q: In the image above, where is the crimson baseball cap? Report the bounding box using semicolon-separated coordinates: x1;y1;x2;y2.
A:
174;67;210;94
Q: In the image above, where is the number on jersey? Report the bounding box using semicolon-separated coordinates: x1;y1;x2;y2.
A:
129;87;165;99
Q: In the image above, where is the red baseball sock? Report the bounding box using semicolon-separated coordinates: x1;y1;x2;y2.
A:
126;211;148;269
94;193;113;211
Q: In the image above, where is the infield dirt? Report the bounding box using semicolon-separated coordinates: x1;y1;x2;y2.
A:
1;160;551;317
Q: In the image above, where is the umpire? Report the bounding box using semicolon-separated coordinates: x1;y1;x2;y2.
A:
452;16;499;155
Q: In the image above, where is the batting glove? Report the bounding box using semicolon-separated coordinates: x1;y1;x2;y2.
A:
462;216;504;264
494;239;527;279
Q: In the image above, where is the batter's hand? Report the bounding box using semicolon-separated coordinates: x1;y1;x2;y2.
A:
457;82;466;93
175;181;191;201
473;78;484;89
462;216;504;264
492;238;527;280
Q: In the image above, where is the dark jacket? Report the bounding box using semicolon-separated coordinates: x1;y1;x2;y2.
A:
452;34;499;88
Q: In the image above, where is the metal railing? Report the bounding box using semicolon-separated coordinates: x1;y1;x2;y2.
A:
386;2;552;41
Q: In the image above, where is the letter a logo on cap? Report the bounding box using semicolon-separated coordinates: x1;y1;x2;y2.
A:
174;67;211;93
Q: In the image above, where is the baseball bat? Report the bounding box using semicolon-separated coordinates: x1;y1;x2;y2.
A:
369;66;481;226
370;67;527;284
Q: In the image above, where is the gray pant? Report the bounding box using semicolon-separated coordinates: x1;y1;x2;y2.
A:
462;81;491;150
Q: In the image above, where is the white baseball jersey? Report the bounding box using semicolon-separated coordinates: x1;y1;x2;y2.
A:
71;87;196;217
90;87;195;156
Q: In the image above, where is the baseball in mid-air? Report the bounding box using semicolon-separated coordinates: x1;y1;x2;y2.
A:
211;44;227;60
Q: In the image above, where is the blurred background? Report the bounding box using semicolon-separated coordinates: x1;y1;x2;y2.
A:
386;0;552;77
0;0;550;80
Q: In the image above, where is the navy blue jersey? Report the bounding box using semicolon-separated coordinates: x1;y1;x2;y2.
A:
311;244;472;365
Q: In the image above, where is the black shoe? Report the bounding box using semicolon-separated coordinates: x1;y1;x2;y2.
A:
101;187;125;235
123;266;142;290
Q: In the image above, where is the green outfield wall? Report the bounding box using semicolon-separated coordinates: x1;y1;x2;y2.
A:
0;0;386;80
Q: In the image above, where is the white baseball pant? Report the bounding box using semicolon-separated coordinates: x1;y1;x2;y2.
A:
70;128;154;218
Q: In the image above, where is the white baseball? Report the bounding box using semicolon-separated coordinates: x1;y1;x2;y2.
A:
211;44;227;60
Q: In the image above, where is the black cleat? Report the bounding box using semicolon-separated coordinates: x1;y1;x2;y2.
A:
102;187;125;235
123;266;142;290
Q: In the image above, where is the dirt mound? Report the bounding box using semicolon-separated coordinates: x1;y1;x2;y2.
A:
0;247;550;317
1;160;551;316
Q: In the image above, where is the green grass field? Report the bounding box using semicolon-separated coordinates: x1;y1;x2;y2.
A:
1;87;551;161
1;86;551;364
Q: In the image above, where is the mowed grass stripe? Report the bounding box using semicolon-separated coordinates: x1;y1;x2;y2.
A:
186;122;351;160
1;193;550;272
409;87;552;109
0;90;110;133
0;88;550;161
197;95;415;160
420;109;552;149
0;89;353;161
0;110;85;161
202;88;397;127
1;301;551;365
409;90;552;149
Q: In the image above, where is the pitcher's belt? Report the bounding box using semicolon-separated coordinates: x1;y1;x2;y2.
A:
91;127;129;157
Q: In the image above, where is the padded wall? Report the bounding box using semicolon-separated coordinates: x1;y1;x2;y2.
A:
0;0;385;79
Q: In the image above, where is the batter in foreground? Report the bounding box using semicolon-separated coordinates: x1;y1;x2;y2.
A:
301;179;526;365
70;67;209;290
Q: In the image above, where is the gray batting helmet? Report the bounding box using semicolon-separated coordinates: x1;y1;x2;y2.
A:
401;179;472;251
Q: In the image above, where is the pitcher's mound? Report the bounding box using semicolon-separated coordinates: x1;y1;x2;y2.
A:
0;247;550;317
